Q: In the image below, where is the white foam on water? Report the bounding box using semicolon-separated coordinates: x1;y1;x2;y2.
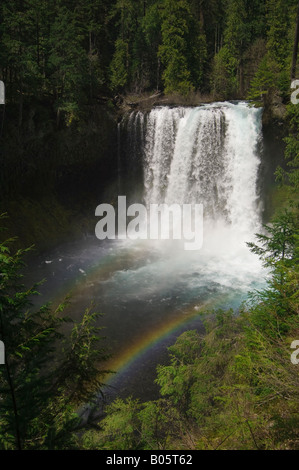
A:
116;102;265;299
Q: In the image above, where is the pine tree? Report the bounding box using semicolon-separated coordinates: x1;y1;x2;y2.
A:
48;4;89;126
0;228;110;450
158;0;195;95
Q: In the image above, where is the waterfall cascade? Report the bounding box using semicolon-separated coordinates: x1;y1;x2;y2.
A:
122;101;263;251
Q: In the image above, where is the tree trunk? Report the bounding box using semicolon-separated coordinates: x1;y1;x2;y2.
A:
18;81;23;130
199;1;204;29
36;21;40;68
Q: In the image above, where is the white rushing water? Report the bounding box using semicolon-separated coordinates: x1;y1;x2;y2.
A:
142;102;262;225
122;102;265;289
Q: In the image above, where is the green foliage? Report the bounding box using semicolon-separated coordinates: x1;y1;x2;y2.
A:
48;5;89;123
0;0;115;124
247;55;276;103
155;331;201;411
1;0;297;99
211;46;239;98
211;0;267;97
141;3;162;90
280;103;299;191
0;227;110;449
158;0;195;95
98;397;142;450
247;210;298;267
109;39;129;91
247;0;298;105
84;396;189;450
94;200;299;450
224;0;265;57
266;0;295;69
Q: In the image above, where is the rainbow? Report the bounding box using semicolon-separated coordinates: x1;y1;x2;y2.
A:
101;297;225;389
43;244;232;391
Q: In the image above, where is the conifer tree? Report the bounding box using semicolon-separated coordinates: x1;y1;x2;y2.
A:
158;0;195;95
0;229;110;450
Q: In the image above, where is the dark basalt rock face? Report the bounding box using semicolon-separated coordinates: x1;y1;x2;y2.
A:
0;101;119;251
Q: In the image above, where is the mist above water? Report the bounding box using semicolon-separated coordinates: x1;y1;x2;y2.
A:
120;101;265;291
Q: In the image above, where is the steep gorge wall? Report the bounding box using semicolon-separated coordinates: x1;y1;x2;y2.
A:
0;101;119;251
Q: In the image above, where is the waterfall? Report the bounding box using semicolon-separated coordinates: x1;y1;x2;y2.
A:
142;102;262;230
122;101;263;251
